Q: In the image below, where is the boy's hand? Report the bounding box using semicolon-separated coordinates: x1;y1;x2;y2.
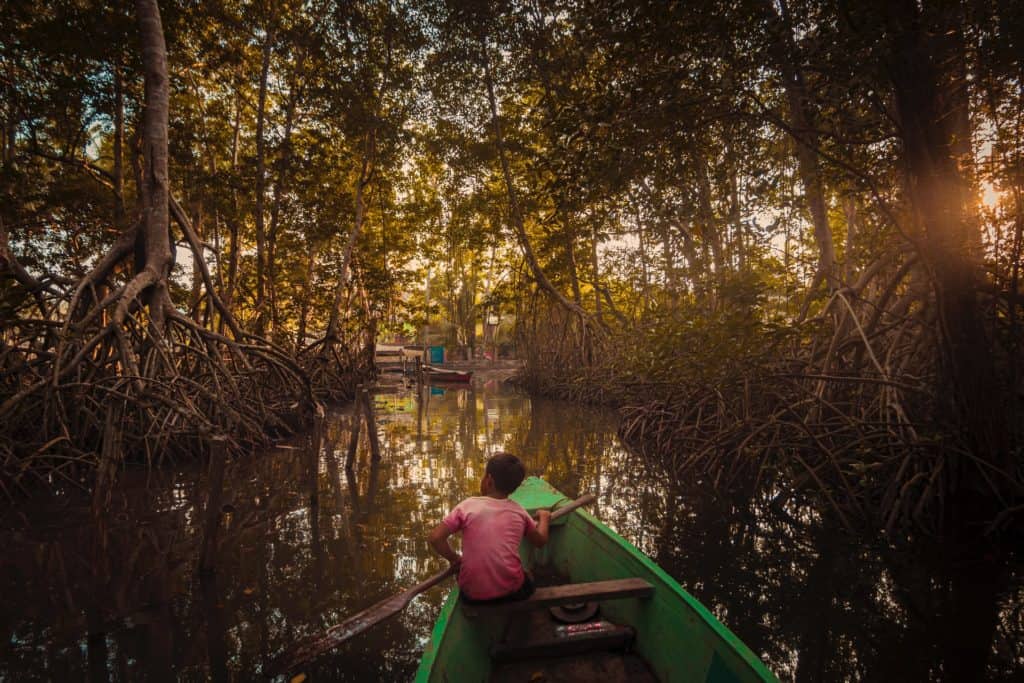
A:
428;522;461;566
526;509;552;548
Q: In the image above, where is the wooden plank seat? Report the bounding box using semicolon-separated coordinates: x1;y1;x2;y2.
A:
491;620;636;661
462;578;654;616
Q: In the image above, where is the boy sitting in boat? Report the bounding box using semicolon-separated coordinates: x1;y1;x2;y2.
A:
428;453;551;603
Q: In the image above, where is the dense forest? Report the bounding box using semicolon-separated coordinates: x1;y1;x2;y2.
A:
2;0;1024;680
2;0;1022;538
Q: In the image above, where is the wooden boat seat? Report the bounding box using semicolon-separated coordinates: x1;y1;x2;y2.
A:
491;621;636;662
463;578;654;616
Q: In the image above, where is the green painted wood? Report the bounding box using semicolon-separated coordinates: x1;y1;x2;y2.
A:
414;477;778;683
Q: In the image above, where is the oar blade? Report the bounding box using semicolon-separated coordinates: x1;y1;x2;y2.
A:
264;567;459;679
264;594;405;678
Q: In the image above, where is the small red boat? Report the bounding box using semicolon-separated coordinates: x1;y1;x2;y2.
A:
423;365;473;383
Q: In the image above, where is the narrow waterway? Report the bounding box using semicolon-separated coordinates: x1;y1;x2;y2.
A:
1;378;1020;681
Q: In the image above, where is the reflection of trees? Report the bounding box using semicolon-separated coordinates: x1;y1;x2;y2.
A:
1;469;203;679
199;574;228;683
2;383;1020;680
644;480;1015;682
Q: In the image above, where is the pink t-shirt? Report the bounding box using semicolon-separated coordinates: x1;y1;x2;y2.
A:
443;496;537;600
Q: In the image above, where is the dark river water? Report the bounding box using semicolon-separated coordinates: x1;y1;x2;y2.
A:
1;377;1021;681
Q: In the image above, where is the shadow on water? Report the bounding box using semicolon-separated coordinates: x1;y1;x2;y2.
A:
0;380;1020;681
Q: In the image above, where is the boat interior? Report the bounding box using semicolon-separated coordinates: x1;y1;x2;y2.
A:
419;479;769;683
470;566;660;683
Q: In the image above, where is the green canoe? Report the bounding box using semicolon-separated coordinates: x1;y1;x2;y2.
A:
414;477;777;683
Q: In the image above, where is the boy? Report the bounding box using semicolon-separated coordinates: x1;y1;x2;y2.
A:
428;453;551;603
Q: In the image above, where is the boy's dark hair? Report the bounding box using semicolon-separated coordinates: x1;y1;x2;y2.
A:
486;452;526;494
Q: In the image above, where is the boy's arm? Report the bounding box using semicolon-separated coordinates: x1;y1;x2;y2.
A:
525;509;552;548
428;522;461;566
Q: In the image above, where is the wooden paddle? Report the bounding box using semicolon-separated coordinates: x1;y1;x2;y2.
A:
265;492;596;678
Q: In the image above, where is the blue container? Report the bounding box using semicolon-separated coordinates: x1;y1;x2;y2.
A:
429;345;445;364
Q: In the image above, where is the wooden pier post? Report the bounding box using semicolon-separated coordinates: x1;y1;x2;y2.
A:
198;437;228;575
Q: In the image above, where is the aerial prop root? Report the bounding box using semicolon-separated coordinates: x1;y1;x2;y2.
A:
1;259;312;498
297;331;366;401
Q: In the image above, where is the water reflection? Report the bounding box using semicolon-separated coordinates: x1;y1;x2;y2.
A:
0;380;1020;681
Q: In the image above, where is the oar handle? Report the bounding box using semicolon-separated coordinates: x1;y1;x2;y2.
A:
409;563;458;596
547;492;596;521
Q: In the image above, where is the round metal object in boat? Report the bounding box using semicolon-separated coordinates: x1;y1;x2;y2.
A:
549;601;599;623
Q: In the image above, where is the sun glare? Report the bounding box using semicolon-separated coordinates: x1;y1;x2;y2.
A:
981;182;1003;211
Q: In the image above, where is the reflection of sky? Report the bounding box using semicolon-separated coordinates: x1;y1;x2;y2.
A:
0;381;1020;681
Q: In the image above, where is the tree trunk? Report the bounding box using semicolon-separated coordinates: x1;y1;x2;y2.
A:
729;165;745;271
189;197;204;322
480;41;589;320
224;83;243;317
113;62;126;231
659;221;677;295
297;241;318;348
1;96;8;168
763;0;837;309
134;0;172;332
567;229;583;305
946;12;980;257
591;222;603;323
884;0;1008;478
268;66;303;336
325;133;375;342
842;195;858;285
633;199;651;315
695;154;725;284
254;33;272;335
